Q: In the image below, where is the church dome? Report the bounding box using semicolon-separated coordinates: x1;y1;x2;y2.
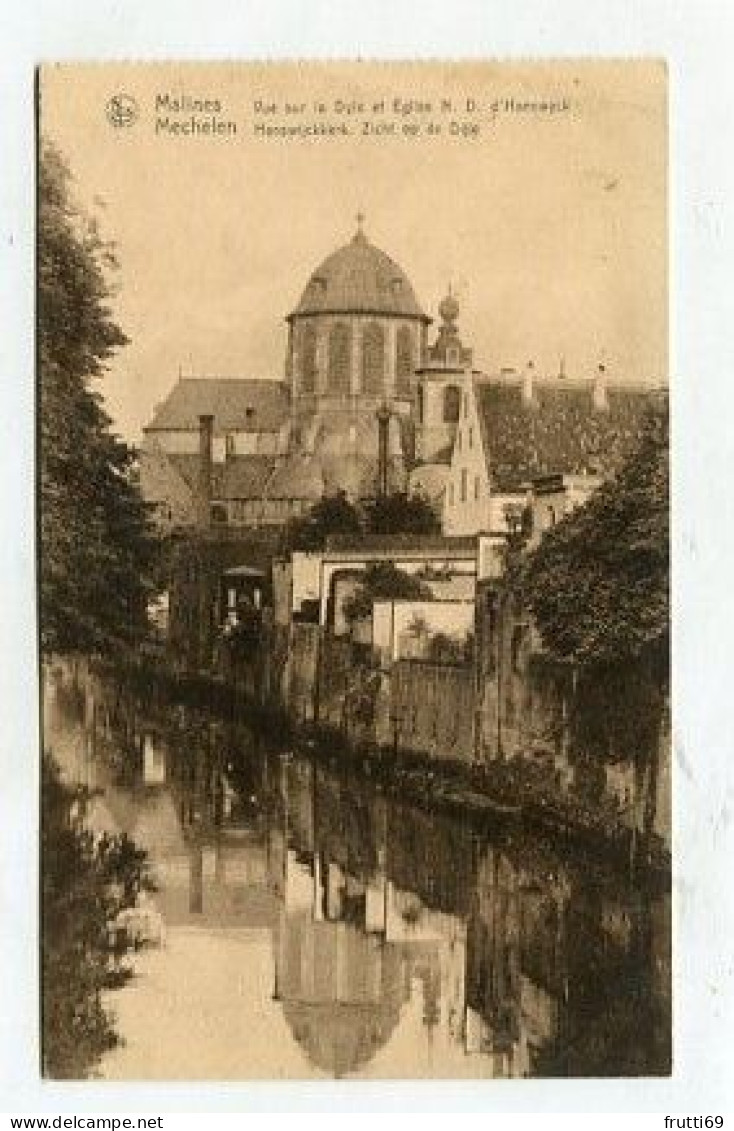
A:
289;221;429;322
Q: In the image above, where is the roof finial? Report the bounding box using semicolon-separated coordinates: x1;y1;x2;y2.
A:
438;285;459;325
354;210;366;242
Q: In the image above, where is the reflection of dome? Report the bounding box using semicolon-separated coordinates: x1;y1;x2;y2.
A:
289;225;428;321
277;912;407;1077
282;1000;401;1078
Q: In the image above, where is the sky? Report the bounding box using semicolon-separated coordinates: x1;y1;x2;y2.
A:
40;60;667;441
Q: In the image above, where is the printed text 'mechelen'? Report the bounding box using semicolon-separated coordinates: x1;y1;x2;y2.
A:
155;93;237;137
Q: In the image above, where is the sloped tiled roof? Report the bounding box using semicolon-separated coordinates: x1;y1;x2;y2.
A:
145;378;289;432
474;377;665;489
325;532;477;556
264;454;325;500
168;454;278;500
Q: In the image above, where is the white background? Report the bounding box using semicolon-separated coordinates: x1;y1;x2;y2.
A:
1;0;733;1116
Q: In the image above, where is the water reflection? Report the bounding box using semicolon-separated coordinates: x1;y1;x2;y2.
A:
43;660;671;1080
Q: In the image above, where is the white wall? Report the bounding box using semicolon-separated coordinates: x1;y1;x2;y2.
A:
442;380;493;536
319;552;477;624
372;599;475;661
291;551;324;613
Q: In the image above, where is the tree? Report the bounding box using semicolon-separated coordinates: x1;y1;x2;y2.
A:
282;490;362;552
362;491;440;535
283;488;441;552
39;141;155;655
342;561;432;623
427;630;474;664
522;407;669;671
41;754;151;1078
521;406;669;846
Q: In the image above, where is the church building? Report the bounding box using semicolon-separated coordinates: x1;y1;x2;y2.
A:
139;218;662;535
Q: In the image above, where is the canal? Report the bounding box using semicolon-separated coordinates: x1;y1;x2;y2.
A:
43;659;671;1080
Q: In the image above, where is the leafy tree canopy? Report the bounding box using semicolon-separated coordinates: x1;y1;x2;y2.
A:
284;488;440;552
362;491;440;536
343;561;432;623
41;754;151;1078
282;490;362;552
521;406;669;672
39;141;156;655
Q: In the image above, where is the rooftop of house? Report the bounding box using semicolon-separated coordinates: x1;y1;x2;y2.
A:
288;224;429;322
324;532;477;557
145;377;290;433
473;375;666;490
168;453;278;500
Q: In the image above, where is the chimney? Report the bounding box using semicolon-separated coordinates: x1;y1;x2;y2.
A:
522;360;535;405
376;403;391;498
197;414;214;528
593;363;609;410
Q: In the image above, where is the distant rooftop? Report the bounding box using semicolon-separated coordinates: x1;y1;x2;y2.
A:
168;453;278;500
324;532;477;557
474;375;666;490
145;377;289;433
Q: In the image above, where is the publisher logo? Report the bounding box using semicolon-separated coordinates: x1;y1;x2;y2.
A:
106;93;139;128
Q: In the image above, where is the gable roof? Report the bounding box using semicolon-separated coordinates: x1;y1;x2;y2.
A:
473;377;666;489
145;378;289;433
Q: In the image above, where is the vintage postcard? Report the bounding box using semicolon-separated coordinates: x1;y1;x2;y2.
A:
38;60;669;1081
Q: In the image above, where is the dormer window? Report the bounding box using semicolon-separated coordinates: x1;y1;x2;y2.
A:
391;278;403;296
447;347;459;365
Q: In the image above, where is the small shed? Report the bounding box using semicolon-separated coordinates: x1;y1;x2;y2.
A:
221;564;267;616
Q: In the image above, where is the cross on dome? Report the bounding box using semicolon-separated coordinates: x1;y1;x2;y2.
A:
353;211;367;243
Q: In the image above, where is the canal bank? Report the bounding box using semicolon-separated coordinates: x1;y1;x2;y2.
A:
46;657;672;1080
106;651;671;881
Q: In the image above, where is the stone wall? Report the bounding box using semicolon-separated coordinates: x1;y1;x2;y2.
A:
390;659;476;764
473;580;671;849
285;623;321;722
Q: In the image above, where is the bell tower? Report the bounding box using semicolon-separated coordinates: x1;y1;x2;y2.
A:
415;289;474;463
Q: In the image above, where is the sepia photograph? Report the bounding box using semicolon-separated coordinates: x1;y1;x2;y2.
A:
37;59;670;1081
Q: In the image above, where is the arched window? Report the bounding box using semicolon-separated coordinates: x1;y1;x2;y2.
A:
395;325;413;393
327;322;351;393
301;323;317;393
443;385;461;423
361;321;385;394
